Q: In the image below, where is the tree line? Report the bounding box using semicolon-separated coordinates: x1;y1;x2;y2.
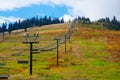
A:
76;16;120;30
1;16;120;35
77;16;91;24
0;16;64;34
97;16;120;30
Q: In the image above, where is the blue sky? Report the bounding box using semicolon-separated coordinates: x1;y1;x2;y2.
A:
0;0;120;24
0;4;67;18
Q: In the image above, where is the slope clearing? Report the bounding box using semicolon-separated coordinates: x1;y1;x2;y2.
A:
0;22;120;80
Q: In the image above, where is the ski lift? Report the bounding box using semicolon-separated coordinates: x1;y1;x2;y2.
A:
11;45;21;57
0;57;6;67
0;67;9;79
17;53;29;64
0;57;9;79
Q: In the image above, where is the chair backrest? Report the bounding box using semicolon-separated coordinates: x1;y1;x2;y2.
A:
0;67;9;79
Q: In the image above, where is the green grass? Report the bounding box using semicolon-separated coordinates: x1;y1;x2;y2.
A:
0;23;120;80
69;30;120;80
77;21;105;29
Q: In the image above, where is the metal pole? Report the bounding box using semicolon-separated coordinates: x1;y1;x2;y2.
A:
69;32;71;43
56;39;59;66
23;34;39;75
64;35;67;53
30;43;33;75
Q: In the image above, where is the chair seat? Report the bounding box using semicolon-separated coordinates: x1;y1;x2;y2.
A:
18;61;29;64
0;75;9;79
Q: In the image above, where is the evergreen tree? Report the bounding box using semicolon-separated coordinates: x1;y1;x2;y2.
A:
2;23;7;39
8;23;13;34
7;16;63;33
60;18;64;23
97;16;120;30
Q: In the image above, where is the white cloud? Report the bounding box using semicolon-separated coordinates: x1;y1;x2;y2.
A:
0;16;24;25
0;19;5;24
0;0;42;11
60;14;74;22
0;0;120;20
51;0;120;21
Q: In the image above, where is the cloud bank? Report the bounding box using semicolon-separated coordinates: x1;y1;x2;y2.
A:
49;0;120;20
60;14;74;22
0;16;24;25
0;0;120;21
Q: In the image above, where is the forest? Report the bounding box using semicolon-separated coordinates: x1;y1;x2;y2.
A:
0;16;120;35
76;16;120;30
0;16;64;34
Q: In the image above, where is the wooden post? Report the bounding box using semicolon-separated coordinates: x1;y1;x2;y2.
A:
30;43;33;75
64;34;67;53
23;34;39;75
54;37;60;66
56;39;59;65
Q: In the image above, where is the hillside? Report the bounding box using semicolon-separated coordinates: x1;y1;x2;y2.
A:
0;22;120;80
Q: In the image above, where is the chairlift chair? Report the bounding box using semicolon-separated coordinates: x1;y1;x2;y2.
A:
17;53;29;64
40;43;56;51
0;67;9;79
0;57;6;67
0;57;9;79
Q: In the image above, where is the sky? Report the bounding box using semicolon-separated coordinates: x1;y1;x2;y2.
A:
0;0;120;25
